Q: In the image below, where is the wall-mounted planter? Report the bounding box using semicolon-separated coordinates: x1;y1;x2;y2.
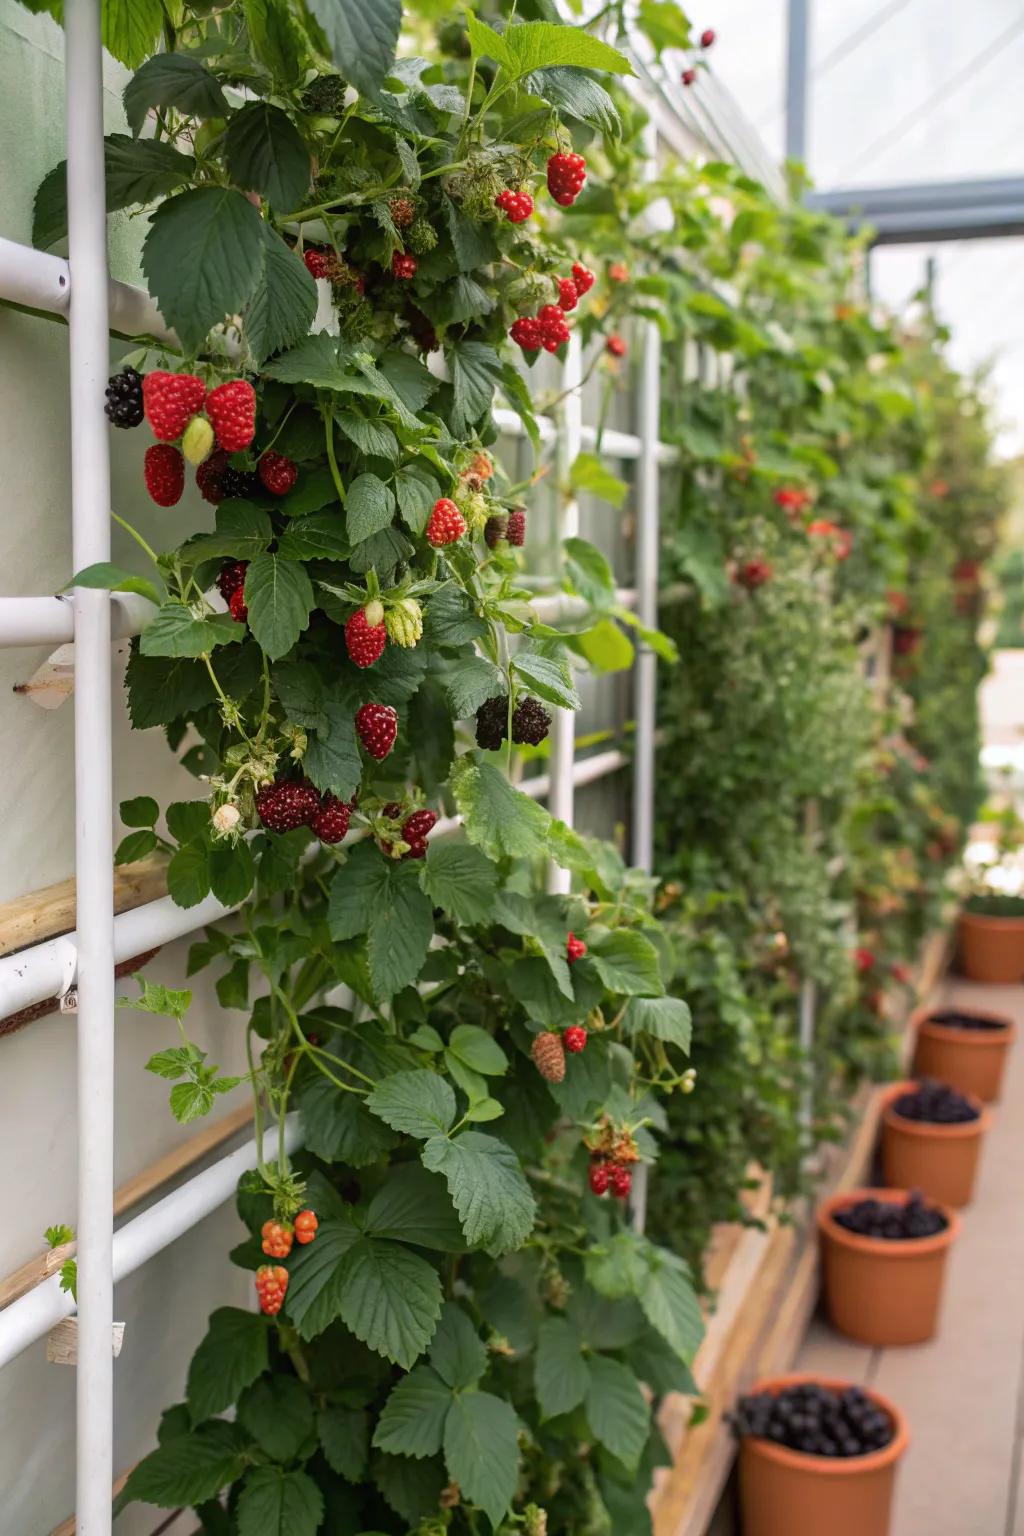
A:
738;1375;909;1536
958;907;1024;985
912;1006;1015;1102
817;1188;959;1346
881;1081;989;1208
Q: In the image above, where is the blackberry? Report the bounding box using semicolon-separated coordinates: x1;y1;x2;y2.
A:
475;695;509;751
512;696;551;746
302;75;347;115
104;366;143;428
220;466;262;500
730;1383;893;1459
892;1078;979;1125
484;514;508;548
928;1009;1008;1033
833;1192;947;1241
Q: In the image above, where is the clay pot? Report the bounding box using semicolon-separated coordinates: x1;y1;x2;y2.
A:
817;1188;959;1346
738;1374;909;1536
958;909;1024;985
912;1006;1015;1102
881;1081;989;1207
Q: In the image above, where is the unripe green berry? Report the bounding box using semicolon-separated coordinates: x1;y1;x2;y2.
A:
408;219;437;254
385;597;423;649
182;416;215;465
364;599;385;628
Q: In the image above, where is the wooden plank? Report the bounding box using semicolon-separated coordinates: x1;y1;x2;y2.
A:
0;854;168;959
48;1470;133;1536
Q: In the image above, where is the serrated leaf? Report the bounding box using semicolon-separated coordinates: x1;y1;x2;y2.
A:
429;1302;487;1391
140;602;243;659
237;1466;323;1536
365;1163;467;1252
225;102;311;211
366;1070;456;1141
245;230;318;366
373;1365;452;1457
497;361;540;455
448;1024;507;1077
421;1132;535;1255
297;1075;398;1167
513;653;580;711
306;0;401;99
564;536;616;607
244;0;306;81
123;53;229;135
623;995;692;1050
328;848;433;998
443;1391;520;1530
449;340;503;436
142;188;266;354
450;757;552;862
346;473;396;543
244;553;314;660
335;412;399;462
445;655;506;719
166;842;211;909
587;930;665;997
339;1236;443;1368
420;842;498;927
186;1308;269;1424
570;451;628;509
122;1421;249;1509
318;1406;370;1482
103;0;164;69
34;135;195;250
535;1318;589;1420
527;67;621;136
636;1247;704;1363
585;1355;650;1469
120;794;160;828
238;1375;314;1462
394;461;439;533
286;1216;361;1340
278;511;349;562
115;829;158;864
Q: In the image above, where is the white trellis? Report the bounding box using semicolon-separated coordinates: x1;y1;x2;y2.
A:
0;5;778;1530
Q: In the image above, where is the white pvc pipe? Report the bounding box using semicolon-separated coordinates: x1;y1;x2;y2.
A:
546;332;584;896
65;0;116;1526
0;593;155;648
492;405;679;465
0;1119;304;1372
0;234;177;346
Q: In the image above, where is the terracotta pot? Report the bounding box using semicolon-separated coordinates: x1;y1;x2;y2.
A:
881;1081;990;1207
912;1006;1015;1102
738;1374;909;1536
817;1188;959;1346
958;909;1024;985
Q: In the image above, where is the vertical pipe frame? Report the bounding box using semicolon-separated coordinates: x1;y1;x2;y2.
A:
65;0;116;1529
798;797;820;1136
785;0;810;164
547;332;584;895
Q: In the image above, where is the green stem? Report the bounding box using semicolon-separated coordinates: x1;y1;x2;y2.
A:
111;511;160;567
322;403;346;505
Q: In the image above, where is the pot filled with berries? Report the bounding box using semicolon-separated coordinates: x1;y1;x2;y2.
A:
817;1188;959;1346
881;1079;990;1208
732;1375;909;1536
911;1003;1016;1102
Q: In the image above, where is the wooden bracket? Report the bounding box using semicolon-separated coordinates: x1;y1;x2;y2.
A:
46;1317;125;1365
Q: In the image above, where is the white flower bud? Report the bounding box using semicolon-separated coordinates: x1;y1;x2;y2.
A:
212;803;241;834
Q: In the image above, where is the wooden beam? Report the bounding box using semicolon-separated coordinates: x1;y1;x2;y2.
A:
0;854;169;960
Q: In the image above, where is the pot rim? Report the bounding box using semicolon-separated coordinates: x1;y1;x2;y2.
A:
739;1373;910;1474
960;907;1024;932
914;1006;1016;1046
817;1186;959;1257
881;1080;990;1139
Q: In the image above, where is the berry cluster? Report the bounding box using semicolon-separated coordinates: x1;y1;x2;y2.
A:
134;372;259;507
605;333;627;358
733;557;773;590
572;262;595;295
400;807;437;859
546;151;587;206
495;188;534;223
588;1157;633;1200
566;933;587;964
345;604;387;668
731;1384;893;1458
391;251;418;280
891;1079;980;1125
426;497;467;546
258;452;298;496
104;366;144;429
773;485;811;513
564;1025;588;1054
217;560;249;623
929;1009;1008;1033
256;780;352;844
855;947;876;973
475;694;552;750
832;1191;947;1241
254;1264;289;1316
510;305;570;354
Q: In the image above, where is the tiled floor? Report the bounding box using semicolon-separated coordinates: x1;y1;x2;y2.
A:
797;977;1024;1536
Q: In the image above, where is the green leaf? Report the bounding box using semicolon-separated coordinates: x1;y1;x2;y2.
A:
124;54;230;137
271;660;325;730
366;1070;456;1141
328;849;433;999
443;1391;520;1530
66;560;162;606
318;1406;370;1482
575;618;635;674
187;1308;269;1424
122;1421;249;1509
238;1375;314;1462
336;412;399;462
225;102;311;211
184;502;274;565
511;20;632;77
421;1132;535;1255
34;135;195;250
449;341;503;436
278;511;349;562
209;843;255;906
638;0;693;54
244;553;314;660
498;361;541;455
527;68;621;136
565;536;616;607
244;0;306;81
448;1024;507;1077
433;275;495;326
142;188;266;354
420;842;498;926
120;794;160;828
450;758;552;862
364;1163;467;1252
394;462;439;533
373;1365;452;1457
587;930;665;997
513;653;580;711
237;1467;323;1536
166;842;212;909
285;1216;361;1340
535;1318;589;1420
339;1236;443;1368
140;603;242;660
636;1248;704;1363
624;995;692;1050
306;0;401;99
245;230;319;367
569;451;628;509
346;473;396;543
103;0;164;68
304;697;362;803
115;829;158;865
298;1075;398;1167
445;655;506;719
429;1302;487;1391
585;1355;650;1470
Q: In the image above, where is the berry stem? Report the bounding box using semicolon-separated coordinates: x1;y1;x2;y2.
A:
322;402;347;505
110;510;160;568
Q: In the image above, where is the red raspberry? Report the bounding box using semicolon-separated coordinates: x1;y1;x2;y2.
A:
701;27;716;47
255;1264;289;1315
294;1209;319;1245
855;947;876;973
206;380;256;452
566;933;587;964
310;795;351;844
261;1219;293;1258
571;262;595;295
506;507;526;547
495;189;533;223
258;452;297;496
773;486;810;513
255;779;320;832
510;316;542;351
401;808;437;859
144;444;184;506
589;1160;611;1196
564;1025;588;1054
142;371;206;442
356;702;398;760
606;333;627;358
610;1164;633;1199
228;588;248;624
682;67;697;85
304;248;331;278
217;560;248;602
547;151;587;206
734;558;772;590
557;278;579;312
426;497;466;547
392;252;417;279
196;449;229;504
345;607;387;668
538;304;570;352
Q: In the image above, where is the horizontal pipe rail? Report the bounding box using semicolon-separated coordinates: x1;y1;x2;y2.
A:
0;235;176;344
0;593;155;648
492;406;680;465
0;1117;303;1370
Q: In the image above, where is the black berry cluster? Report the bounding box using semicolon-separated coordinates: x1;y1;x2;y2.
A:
475;695;552;750
892;1079;979;1124
104;366;144;428
301;74;347;114
730;1383;893;1458
929;1009;1008;1033
833;1191;947;1241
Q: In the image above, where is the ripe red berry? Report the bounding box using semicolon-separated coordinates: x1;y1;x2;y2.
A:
506;507;527;547
256;779;321;833
510;316;542;351
495;188;534;223
537;304;570;352
261;1219;293;1258
589;1160;611;1196
426;497;466;547
571;262;595;295
855;947;876;973
606;333;627;358
304;248;331;278
217;561;248;603
258;452;298;496
143;444;185;506
610;1164;633;1199
557;278;579;312
700;27;716;47
567;933;587;964
356;702;398;760
228;588;248;624
345;606;387;668
734;558;772;590
564;1025;588;1054
547;151;587;206
294;1209;319;1245
392;251;418;280
255;1264;289;1315
206;380;257;452
196;449;229;504
310;795;351;844
681;67;697;86
608;262;630;284
401;808;437;859
142;371;207;442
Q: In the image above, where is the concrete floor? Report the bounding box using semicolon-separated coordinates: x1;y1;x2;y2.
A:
797;975;1024;1536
